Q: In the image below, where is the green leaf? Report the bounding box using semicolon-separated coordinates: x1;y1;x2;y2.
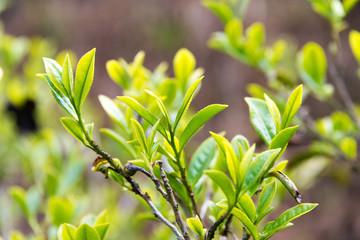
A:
242;149;280;195
94;224;110;240
340;137;357;160
231;208;259;240
106;59;129;89
297;43;327;89
9;187;28;218
281;85;303;129
100;128;136;158
256;181;276;223
94;209;108;225
173;48;196;89
118;96;167;137
343;0;359;13
238;194;256;222
261;203;318;238
62;54;74;98
203;0;233;24
269;126;299;150
174;77;203;131
48;197;73;226
238;145;256;188
225;19;242;47
231;135;250;160
350;30;360;65
99;95;128;133
43;57;68;96
144;89;171;128
147;119;161;150
179;104;228;151
224;142;241;186
58;224;76;240
264;94;281;132
186;217;204;237
131;119;148;154
188;136;218;186
246;98;276;145
74;48;96;109
37;74;77;119
60;117;85;144
205;170;236;205
85;123;94;137
75;224;101;240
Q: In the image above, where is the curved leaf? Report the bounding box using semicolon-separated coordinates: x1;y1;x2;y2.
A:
99;95;128;133
264;94;281;132
62;54;74;97
205;170;235;205
179;104;228;151
232;208;259;240
188;136;217;186
174;77;203;130
281;85;303;129
118;96;167;137
256;181;276;223
350;30;360;64
261;203;318;238
270;126;299;150
74;48;96;109
75;224;101;240
58;223;76;240
246;98;276;145
61;117;85;144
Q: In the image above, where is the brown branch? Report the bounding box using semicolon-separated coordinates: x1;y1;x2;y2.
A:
124;163;168;199
158;161;191;240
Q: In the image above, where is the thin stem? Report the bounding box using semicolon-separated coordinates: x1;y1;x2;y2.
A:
124;174;184;240
169;133;201;220
124;163;168;199
329;64;360;128
158;161;191;240
206;208;232;240
221;214;233;237
76;112;184;240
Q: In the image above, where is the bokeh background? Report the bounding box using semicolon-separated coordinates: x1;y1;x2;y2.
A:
1;0;360;239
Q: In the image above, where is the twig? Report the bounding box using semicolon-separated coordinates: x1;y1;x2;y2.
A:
158;161;191;240
221;214;233;237
77;115;184;240
124;163;168;199
206;208;232;240
328;64;360;129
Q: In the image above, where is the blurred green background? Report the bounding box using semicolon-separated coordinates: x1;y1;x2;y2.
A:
1;0;360;239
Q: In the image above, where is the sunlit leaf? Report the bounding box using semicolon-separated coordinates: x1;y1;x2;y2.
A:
75;223;101;240
281;85;303;129
205;170;235;205
61;117;85;144
179;104;228;151
74;48;96;109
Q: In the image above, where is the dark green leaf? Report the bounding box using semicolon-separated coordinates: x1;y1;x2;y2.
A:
74;48;96;109
242;149;280;195
188;136;217;186
256;181;276;223
246;98;276;145
179;104;228;151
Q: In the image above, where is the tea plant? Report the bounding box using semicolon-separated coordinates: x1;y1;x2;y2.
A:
204;0;360;185
38;48;317;240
